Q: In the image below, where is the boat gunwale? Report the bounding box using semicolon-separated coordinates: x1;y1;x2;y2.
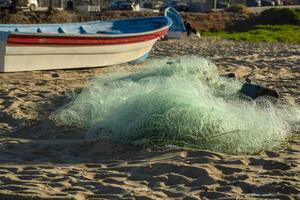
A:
7;25;169;38
0;16;172;38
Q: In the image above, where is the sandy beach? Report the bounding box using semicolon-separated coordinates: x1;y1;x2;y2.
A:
0;38;299;199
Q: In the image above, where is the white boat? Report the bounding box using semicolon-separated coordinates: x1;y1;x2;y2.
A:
0;16;172;72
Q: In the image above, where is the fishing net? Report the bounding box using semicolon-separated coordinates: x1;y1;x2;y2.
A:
50;56;300;154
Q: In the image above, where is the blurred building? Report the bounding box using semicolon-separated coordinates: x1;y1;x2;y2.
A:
188;0;214;12
39;0;110;10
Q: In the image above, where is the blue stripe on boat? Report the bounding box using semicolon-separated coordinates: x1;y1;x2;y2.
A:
0;16;172;35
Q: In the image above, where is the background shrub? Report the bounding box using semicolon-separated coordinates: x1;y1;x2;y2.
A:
224;4;249;15
259;8;300;25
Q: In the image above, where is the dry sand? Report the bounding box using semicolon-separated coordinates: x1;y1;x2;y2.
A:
0;38;299;199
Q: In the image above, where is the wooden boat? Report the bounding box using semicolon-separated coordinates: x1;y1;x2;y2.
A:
0;16;171;72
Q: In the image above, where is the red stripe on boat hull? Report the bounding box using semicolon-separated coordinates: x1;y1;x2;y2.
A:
7;29;168;45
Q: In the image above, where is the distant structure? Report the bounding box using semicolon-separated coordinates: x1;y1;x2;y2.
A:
188;0;213;12
39;0;110;11
39;0;300;13
38;0;63;8
187;0;257;12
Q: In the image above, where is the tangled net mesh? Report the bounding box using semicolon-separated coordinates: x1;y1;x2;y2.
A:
50;56;300;154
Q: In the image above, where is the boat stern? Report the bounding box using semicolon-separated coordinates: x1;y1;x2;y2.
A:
0;32;9;72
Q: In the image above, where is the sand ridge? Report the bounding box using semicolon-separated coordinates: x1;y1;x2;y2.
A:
0;38;299;199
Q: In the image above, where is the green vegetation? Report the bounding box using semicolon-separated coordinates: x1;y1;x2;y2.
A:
202;8;300;44
259;8;300;25
202;25;300;44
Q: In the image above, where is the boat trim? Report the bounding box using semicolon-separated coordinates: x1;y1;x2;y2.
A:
7;28;168;45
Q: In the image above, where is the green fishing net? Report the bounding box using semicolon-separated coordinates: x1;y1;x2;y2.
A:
50;56;300;154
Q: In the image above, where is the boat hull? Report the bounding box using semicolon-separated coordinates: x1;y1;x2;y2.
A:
164;7;186;39
1;38;157;72
0;16;171;72
167;31;183;39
